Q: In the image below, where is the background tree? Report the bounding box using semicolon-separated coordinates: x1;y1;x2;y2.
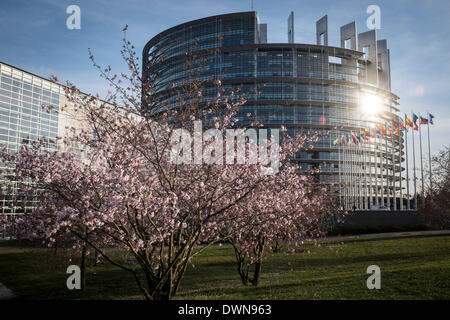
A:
421;145;450;228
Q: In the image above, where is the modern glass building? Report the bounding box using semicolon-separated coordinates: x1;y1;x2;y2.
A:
143;11;406;211
0;61;129;238
0;62;98;238
0;62;61;216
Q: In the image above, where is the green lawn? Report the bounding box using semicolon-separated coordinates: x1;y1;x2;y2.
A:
0;235;449;300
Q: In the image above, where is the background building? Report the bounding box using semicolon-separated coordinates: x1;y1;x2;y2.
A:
0;62;61;216
0;62;95;237
143;11;405;211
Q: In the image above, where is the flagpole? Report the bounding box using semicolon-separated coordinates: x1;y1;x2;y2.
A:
369;131;374;208
345;137;349;210
338;136;341;209
427;113;433;192
357;139;360;210
398;120;404;211
419;115;425;208
391;122;397;210
346;138;349;210
357;138;362;210
385;133;390;209
362;138;366;210
364;139;369;210
356;140;359;209
347;137;351;210
341;138;345;210
379;134;384;208
358;138;364;210
357;136;361;209
412;112;417;210
362;133;367;210
374;135;379;207
362;137;367;210
350;137;353;210
405;116;411;210
337;133;342;209
368;132;373;209
352;136;358;210
343;136;347;210
345;138;350;210
350;134;353;210
362;141;366;209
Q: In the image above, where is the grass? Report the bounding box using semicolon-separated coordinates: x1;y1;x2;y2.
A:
0;235;449;300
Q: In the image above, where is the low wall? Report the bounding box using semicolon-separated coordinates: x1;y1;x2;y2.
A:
340;210;423;227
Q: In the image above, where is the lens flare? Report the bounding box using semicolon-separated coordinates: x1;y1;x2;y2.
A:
361;94;382;115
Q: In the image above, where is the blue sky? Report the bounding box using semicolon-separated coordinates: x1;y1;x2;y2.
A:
1;0;449;159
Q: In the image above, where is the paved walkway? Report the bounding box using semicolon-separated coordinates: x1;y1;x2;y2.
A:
0;282;15;300
327;229;450;241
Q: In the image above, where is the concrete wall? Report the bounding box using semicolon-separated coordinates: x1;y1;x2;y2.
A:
377;39;391;91
316;15;328;46
340;21;357;50
358;30;378;86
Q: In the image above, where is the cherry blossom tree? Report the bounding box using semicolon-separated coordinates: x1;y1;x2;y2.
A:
221;134;342;286
0;30;342;299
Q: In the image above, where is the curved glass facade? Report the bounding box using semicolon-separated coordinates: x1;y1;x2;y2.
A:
143;12;405;210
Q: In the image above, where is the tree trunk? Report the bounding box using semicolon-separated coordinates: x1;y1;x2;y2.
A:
148;278;171;300
237;263;250;286
272;241;279;253
93;249;100;266
250;261;262;286
80;245;87;291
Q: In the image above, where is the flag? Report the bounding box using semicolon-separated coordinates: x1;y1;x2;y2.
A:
375;125;382;136
351;132;358;145
392;121;399;135
399;119;406;130
405;114;412;127
362;128;370;140
428;113;434;125
412;113;419;131
381;123;386;136
340;135;347;145
333;137;339;145
385;122;392;136
419;115;428;125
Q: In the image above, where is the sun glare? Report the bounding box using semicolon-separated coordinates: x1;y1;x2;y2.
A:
361;94;382;115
